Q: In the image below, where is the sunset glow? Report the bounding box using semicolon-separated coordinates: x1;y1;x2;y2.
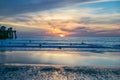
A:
59;34;65;37
0;0;119;37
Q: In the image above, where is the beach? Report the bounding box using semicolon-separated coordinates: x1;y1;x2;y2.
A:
0;37;120;80
0;64;120;80
0;0;120;79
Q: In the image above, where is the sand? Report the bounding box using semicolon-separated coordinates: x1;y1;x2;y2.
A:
0;64;120;80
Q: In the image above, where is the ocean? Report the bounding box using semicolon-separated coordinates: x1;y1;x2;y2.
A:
0;36;120;66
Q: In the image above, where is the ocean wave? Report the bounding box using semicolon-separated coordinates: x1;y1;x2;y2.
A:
0;39;120;52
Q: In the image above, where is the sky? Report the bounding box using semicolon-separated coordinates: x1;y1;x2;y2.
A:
0;0;120;37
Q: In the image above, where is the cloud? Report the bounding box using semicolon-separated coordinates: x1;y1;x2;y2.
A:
0;0;98;16
0;0;120;37
68;27;120;37
79;13;120;25
0;7;120;37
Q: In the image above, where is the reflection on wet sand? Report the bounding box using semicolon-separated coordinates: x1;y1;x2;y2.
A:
0;51;120;66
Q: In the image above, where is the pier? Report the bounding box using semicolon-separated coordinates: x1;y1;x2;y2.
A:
0;25;17;39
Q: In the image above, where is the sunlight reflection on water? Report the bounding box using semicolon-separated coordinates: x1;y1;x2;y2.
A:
0;51;120;66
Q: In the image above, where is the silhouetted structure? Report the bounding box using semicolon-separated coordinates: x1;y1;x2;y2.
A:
0;25;17;39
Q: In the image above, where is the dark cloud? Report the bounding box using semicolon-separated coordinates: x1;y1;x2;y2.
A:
78;16;120;24
0;0;97;16
95;29;120;37
61;27;87;32
62;26;120;37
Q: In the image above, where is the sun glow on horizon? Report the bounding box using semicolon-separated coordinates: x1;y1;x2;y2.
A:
59;34;65;37
0;0;119;37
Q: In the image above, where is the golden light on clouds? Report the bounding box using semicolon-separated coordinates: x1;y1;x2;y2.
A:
0;1;120;37
45;27;69;37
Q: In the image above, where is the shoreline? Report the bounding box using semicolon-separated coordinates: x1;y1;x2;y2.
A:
1;63;120;68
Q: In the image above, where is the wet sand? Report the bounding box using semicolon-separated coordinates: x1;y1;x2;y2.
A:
0;64;120;80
